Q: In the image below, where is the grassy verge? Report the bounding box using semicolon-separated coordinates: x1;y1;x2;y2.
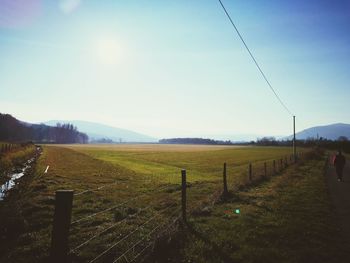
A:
150;152;349;263
0;143;37;184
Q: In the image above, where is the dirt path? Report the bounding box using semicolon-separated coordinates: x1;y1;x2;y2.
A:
325;156;350;243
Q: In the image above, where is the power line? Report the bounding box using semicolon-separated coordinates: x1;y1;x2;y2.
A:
217;0;293;116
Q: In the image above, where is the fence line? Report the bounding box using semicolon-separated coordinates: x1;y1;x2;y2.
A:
88;204;177;263
70;205;152;254
71;195;140;226
0;142;33;154
112;208;181;263
73;173;175;198
71;183;176;226
129;242;153;263
50;151;308;262
74;180;128;196
129;213;181;263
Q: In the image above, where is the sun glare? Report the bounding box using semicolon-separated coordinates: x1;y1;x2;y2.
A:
96;37;122;65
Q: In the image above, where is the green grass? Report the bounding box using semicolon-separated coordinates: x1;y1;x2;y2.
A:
64;144;298;183
151;151;349;263
0;144;309;262
0;143;37;184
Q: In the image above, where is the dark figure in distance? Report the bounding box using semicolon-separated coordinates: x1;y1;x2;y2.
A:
334;151;346;182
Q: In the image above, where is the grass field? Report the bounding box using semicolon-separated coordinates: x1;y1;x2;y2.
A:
151;151;349;263
0;144;306;263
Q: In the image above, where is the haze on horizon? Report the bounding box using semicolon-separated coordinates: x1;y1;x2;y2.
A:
0;0;349;139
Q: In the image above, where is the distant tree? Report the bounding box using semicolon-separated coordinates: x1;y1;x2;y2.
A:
159;138;233;145
0;114;88;144
256;137;277;146
338;136;349;142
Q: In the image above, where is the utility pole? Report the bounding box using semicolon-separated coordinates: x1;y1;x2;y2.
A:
293;116;296;162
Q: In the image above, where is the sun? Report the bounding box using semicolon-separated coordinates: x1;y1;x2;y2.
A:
96;37;122;65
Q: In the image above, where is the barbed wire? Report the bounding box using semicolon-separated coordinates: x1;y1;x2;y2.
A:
131;213;181;263
112;223;162;263
71;183;177;226
71;195;141;226
113;209;181;263
89;204;178;263
74;172;176;197
70;205;152;254
129;242;154;263
74;180;128;196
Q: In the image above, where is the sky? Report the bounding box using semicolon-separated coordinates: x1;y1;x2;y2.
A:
0;0;350;139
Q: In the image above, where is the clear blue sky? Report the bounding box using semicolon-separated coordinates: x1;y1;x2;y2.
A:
0;0;349;139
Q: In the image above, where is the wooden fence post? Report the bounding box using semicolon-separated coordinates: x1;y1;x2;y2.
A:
285;156;288;168
264;162;267;177
223;163;228;198
181;169;187;223
249;163;252;182
50;190;74;263
280;159;283;170
273;160;276;174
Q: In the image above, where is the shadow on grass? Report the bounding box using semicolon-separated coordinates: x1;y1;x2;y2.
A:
147;220;237;263
185;221;237;263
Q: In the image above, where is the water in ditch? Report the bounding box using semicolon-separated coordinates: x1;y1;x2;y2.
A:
0;147;41;201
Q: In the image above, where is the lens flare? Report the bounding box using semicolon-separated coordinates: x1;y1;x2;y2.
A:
96;38;122;65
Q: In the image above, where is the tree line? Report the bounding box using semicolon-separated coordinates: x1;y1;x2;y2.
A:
159;138;233;145
254;136;350;153
0;113;88;143
159;136;350;153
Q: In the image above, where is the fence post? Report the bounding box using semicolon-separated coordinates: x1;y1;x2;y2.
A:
264;162;267;177
285;156;288;168
280;159;283;170
248;163;252;182
273;160;276;174
181;169;187;223
50;190;74;263
223;163;228;198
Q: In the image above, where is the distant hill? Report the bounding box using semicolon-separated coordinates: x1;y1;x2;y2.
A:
44;120;157;143
287;123;350;140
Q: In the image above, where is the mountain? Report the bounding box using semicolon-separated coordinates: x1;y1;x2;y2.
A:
44;120;157;143
287;123;350;140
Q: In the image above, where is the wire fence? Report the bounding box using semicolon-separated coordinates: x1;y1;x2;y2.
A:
49;151;310;263
0;142;31;154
